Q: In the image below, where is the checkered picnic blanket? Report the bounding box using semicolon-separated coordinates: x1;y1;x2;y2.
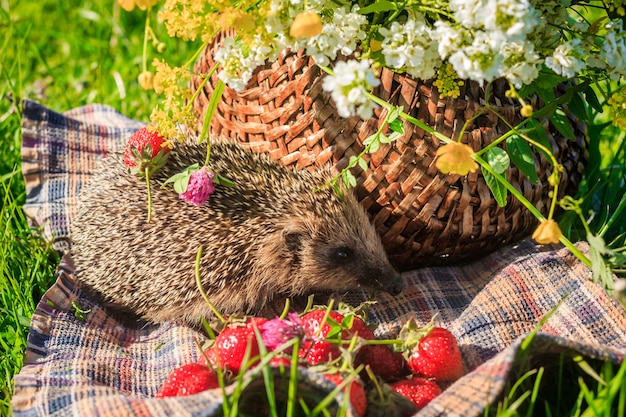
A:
12;100;626;417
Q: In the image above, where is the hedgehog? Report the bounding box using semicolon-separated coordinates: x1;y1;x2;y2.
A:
70;139;405;325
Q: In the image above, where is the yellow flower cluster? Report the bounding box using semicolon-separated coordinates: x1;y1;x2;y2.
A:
608;87;626;129
159;0;269;44
118;0;158;12
433;62;464;99
149;59;195;145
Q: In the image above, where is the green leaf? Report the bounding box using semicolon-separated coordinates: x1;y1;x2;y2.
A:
484;147;510;174
173;176;190;194
199;80;225;144
584;85;603;113
382;131;403;143
357;157;368;172
387;105;404;123
550;107;576;140
506;135;539;184
587;233;614;290
522;119;552;158
363;132;377;146
161;163;199;188
482;166;508;207
567;91;589;123
214;172;235;187
388;118;404;133
342;170;357;188
368;136;381;153
535;70;568;90
358;1;397;15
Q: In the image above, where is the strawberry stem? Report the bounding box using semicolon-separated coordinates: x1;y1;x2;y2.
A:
145;167;152;222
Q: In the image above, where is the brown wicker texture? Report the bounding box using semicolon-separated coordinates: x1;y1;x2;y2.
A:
191;32;588;271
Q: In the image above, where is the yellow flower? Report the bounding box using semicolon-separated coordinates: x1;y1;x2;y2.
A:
118;0;158;12
520;104;533;118
532;219;563;244
290;11;322;38
433;62;463;99
435;142;478;176
137;71;154;90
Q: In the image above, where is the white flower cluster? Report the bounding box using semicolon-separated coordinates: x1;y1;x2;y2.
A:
321;59;380;119
378;16;440;80
212;0;626;117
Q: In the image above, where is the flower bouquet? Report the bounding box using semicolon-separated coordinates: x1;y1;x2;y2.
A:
123;0;625;280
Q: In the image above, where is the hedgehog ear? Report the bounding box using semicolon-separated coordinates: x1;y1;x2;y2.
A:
282;227;304;252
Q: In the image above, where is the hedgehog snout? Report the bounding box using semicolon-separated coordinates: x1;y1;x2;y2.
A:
386;272;405;296
362;266;405;296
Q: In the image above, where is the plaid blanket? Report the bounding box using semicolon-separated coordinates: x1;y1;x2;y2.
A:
12;100;626;417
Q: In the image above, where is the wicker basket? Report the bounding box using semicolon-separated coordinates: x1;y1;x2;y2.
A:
191;32;588;271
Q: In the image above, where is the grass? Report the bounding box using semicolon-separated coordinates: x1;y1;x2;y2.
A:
0;1;625;416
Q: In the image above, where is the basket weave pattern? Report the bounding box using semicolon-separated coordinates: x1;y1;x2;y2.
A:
191;32;587;271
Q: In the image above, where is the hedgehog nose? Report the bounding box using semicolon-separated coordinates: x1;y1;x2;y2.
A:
387;273;405;296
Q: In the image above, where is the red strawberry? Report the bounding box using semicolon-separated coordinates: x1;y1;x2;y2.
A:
298;310;345;365
155;363;219;398
197;346;217;367
123;126;171;222
215;323;261;374
345;315;376;340
245;316;268;330
268;356;292;367
324;373;368;417
356;344;408;381
390;377;442;411
403;323;464;382
123;126;170;174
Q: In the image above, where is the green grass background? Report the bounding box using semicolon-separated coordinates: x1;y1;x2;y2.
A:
1;1;625;416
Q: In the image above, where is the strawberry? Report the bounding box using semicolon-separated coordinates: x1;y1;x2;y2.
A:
298;310;345;365
197;346;217;367
215;322;262;374
365;376;417;417
390;377;442;412
355;344;408;381
155;363;219;398
123;126;170;174
268;356;292;367
345;315;376;340
123;126;171;222
324;373;368;417
401;320;464;382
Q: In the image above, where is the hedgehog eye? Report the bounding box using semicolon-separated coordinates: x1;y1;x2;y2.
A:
335;247;352;261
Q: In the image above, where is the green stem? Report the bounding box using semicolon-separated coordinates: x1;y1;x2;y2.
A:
185;61;220;114
145;168;152;222
184;36;213;69
141;8;152;73
476;155;591;268
599;192;626;238
364;90;452;142
194;246;227;323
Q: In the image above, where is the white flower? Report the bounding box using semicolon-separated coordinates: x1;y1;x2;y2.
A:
601;20;626;80
544;38;586;78
305;6;366;67
379;16;441;80
322;59;380;119
499;41;542;88
434;21;467;60
215;37;274;92
448;31;503;84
